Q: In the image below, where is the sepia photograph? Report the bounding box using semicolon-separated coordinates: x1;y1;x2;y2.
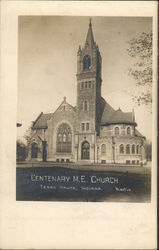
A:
0;1;157;249
17;16;153;202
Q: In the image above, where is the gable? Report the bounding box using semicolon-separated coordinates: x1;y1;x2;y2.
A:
32;98;76;129
55;100;76;114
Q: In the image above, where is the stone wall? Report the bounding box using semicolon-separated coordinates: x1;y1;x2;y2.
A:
47;102;77;162
100;124;135;137
26;131;43;161
77;78;96;132
96;134;146;164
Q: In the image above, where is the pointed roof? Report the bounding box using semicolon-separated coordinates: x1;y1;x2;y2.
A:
32;113;53;129
85;19;95;49
101;101;137;126
55;96;76;112
32;97;76;129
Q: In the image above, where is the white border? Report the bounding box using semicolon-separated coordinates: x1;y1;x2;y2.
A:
0;1;157;249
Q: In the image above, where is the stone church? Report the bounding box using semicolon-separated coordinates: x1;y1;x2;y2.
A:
27;20;146;165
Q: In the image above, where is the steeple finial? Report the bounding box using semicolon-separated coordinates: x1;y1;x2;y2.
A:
85;18;94;48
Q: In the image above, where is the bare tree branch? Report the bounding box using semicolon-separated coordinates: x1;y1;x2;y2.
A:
127;31;152;109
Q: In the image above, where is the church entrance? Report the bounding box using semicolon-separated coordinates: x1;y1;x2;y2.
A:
31;142;38;159
81;141;90;160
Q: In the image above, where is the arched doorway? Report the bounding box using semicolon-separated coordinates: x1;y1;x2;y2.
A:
81;141;90;160
31;142;38;158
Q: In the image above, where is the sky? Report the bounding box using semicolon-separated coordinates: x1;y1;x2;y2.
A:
18;16;152;141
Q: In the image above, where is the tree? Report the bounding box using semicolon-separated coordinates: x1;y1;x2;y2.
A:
127;31;152;108
16;139;27;161
23;126;35;157
24;126;34;145
144;141;152;161
24;126;42;158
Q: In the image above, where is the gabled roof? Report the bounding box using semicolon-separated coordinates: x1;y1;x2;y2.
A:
32;97;76;129
101;100;137;126
32;95;138;129
100;99;115;123
54;97;76;113
32;113;53;129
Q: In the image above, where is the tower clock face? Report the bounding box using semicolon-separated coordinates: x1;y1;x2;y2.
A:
83;55;91;70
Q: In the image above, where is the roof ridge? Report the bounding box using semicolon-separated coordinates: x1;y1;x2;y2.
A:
32;112;43;127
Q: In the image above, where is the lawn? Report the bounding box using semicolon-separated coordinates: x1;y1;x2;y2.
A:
16;164;151;202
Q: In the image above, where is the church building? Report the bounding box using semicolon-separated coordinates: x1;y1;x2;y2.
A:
27;20;146;165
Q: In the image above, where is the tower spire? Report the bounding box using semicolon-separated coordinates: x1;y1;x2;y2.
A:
76;18;102;135
85;18;95;48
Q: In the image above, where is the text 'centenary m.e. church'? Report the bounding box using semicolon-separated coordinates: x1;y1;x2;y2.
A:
27;20;146;165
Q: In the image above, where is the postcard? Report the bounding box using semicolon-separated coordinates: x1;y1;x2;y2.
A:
0;1;157;249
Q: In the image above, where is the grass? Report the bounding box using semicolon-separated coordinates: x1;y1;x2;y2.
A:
16;165;151;202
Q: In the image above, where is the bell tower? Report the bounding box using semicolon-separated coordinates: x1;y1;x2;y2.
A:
76;19;102;135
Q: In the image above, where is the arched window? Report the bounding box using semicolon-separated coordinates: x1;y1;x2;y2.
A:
81;141;90;159
127;127;131;135
31;142;38;158
83;100;89;111
89;81;92;88
132;144;135;154
115;127;119;135
56;123;72;153
81;82;84;89
101;144;106;154
83;55;91;70
136;145;140;154
126;144;130;154
119;144;124;154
